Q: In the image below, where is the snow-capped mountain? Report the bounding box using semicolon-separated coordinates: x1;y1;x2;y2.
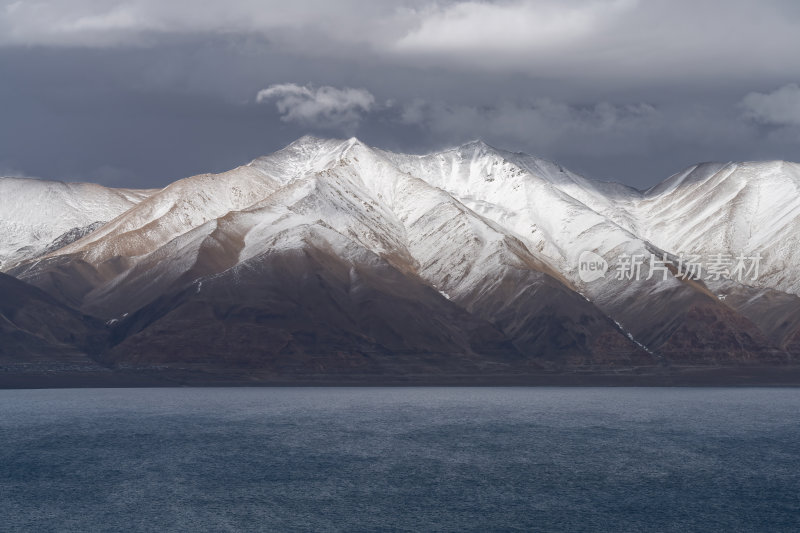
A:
3;137;799;381
637;161;800;295
0;177;154;269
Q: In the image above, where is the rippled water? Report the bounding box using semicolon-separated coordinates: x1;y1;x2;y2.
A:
1;387;798;532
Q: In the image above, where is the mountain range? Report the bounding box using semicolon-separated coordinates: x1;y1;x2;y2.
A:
2;137;800;385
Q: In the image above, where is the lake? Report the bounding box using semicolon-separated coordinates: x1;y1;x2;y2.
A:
1;387;798;532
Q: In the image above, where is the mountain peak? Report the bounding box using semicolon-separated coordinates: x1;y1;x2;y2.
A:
460;139;490;149
283;135;366;150
455;139;500;156
292;133;328;144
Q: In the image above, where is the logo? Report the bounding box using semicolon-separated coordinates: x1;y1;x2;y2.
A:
578;250;608;282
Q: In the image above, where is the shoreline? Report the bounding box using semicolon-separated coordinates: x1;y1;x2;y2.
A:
3;365;800;389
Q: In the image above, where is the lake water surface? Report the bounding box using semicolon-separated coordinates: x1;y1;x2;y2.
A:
1;387;798;532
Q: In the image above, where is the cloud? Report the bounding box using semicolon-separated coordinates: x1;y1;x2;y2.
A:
399;98;663;156
3;0;800;86
256;83;375;131
391;95;767;184
394;0;636;55
0;1;154;46
740;83;800;127
0;0;387;47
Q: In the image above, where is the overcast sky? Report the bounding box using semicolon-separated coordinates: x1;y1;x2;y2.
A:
2;0;799;189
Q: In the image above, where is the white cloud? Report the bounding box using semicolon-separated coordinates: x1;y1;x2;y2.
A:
0;0;390;47
740;83;800;127
61;6;142;32
256;83;375;131
394;0;636;55
1;1;154;46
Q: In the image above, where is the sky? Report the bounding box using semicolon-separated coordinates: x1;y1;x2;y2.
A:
1;0;799;190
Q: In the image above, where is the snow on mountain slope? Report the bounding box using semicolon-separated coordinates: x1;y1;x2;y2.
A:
247;135;360;185
51;137;381;269
14;145;402;315
0;177;153;269
7;136;800;364
474;143;643;232
380;142;643;273
56;166;281;264
383;142;800;298
378;141;779;358
296;141;646;362
633;161;800;295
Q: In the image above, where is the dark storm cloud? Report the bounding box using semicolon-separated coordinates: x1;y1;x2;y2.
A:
740;84;800;127
1;0;799;188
